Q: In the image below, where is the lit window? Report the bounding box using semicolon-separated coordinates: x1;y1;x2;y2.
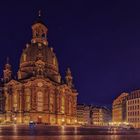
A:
23;53;27;62
26;95;30;111
61;96;65;114
53;57;56;65
38;43;42;47
37;91;43;112
68;97;72;115
50;94;54;112
13;94;18;111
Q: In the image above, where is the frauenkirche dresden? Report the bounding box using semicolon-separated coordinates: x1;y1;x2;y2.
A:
0;13;78;125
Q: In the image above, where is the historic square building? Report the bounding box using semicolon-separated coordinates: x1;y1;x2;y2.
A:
0;13;78;125
112;92;128;123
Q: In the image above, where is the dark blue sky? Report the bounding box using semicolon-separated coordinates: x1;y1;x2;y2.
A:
0;0;140;107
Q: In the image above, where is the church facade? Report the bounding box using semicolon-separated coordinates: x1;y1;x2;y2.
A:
0;14;78;125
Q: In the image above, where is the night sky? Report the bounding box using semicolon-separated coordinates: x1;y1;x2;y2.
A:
0;0;140;107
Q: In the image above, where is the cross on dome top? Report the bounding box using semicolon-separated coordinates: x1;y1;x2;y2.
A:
38;10;41;17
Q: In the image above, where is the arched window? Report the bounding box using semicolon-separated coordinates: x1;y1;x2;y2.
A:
25;89;31;111
69;101;72;115
36;33;39;37
13;93;18;111
68;97;72;115
61;96;65;114
37;91;43;112
42;33;46;38
50;94;54;113
23;53;27;62
53;57;56;65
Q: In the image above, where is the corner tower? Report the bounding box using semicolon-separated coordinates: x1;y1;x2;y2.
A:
65;68;73;88
3;57;12;83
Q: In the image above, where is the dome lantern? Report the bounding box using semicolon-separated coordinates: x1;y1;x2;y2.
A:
31;11;48;45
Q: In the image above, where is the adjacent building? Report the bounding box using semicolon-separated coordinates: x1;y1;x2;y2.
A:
91;106;111;126
77;104;111;126
0;13;78;125
112;90;140;128
77;104;91;125
77;104;85;125
112;92;128;123
127;90;140;128
83;105;92;125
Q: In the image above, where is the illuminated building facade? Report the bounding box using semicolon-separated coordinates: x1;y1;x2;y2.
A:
77;104;85;124
91;106;111;126
77;104;91;125
112;92;128;123
1;13;78;125
77;104;111;126
127;90;140;128
83;105;91;125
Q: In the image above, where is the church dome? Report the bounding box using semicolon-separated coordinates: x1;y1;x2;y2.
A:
18;14;61;83
20;44;58;68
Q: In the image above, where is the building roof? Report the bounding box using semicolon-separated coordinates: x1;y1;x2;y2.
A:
113;92;129;105
127;89;140;100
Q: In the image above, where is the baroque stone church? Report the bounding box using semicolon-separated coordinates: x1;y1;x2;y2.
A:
0;13;78;125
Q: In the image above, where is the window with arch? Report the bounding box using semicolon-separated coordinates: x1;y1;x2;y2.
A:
37;91;43;112
42;33;46;38
53;57;56;65
13;93;18;111
25;89;31;111
68;97;72;115
23;53;27;62
41;29;46;38
61;96;65;114
50;94;54;113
